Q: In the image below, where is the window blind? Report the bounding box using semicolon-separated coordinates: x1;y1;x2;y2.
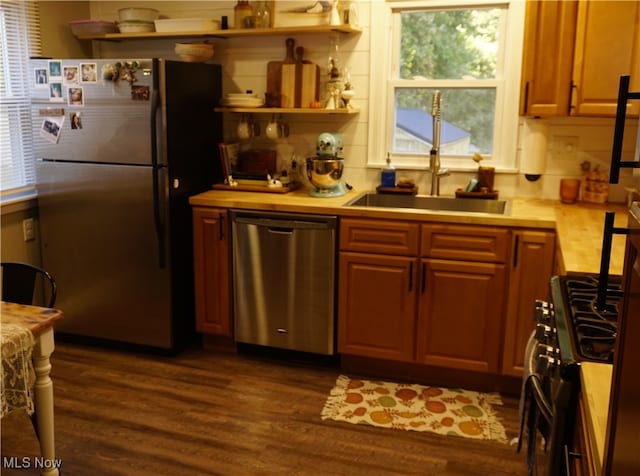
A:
0;0;41;194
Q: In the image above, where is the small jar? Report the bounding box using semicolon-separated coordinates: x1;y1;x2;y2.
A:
234;0;253;29
254;1;271;28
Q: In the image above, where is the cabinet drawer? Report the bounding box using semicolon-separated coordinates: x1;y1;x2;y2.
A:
340;218;420;256
421;224;509;263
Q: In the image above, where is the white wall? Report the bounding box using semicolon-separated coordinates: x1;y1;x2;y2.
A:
87;0;639;203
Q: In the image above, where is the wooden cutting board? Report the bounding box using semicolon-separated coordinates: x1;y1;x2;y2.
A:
301;61;319;108
296;46;319;108
280;38;297;108
282;45;318;108
267;38;295;106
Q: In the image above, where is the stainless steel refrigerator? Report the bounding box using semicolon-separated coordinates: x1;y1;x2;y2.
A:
30;58;223;350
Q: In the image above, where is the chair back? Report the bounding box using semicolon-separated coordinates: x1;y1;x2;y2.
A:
0;261;57;308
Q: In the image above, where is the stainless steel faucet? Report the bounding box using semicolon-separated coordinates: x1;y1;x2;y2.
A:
429;91;450;196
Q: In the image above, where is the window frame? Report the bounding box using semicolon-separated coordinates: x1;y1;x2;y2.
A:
367;0;525;172
0;0;41;197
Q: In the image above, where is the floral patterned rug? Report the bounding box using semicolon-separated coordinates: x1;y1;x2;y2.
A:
321;375;508;443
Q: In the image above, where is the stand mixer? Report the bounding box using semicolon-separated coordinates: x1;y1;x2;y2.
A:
306;132;348;197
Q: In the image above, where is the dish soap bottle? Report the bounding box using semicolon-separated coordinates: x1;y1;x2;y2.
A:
381;153;396;188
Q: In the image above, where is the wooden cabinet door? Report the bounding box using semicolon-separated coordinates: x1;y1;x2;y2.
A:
338;252;417;362
416;259;506;373
501;230;555;377
571;1;640;116
192;207;231;336
520;0;578;116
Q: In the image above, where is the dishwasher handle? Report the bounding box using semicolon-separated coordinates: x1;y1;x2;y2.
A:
233;216;335;231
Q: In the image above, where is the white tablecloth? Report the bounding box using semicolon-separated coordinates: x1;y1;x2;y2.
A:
1;323;35;417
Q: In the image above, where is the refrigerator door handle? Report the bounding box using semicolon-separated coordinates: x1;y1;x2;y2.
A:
151;87;166;268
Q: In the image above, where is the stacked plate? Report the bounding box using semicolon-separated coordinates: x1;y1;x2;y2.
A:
222;93;265;108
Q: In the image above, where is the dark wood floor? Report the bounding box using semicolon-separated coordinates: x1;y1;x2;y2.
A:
2;341;532;475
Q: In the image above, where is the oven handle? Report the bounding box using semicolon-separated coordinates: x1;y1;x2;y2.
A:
523;332;554;423
528;375;553;424
518;332;554;430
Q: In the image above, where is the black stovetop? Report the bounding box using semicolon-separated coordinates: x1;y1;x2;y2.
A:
557;274;623;364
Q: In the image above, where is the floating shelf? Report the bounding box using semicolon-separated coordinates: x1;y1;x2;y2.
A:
75;24;362;41
214;107;359;114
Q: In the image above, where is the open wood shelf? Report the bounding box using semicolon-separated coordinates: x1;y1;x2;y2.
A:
214;107;359;114
76;24;362;41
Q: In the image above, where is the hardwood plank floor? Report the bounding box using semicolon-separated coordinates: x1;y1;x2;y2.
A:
1;342;531;475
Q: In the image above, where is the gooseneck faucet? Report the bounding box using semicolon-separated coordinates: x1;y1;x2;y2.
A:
429;91;449;196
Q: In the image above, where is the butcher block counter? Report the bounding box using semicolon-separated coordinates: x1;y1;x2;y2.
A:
189;187;629;275
580;362;613;476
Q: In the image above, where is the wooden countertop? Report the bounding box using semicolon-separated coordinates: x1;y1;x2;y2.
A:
189;187;630;275
580;362;613;476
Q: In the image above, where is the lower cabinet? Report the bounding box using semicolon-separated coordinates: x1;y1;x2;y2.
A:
501;230;556;376
338;252;417;362
338;217;555;378
338;218;510;374
416;258;506;373
338;218;420;362
192;207;231;337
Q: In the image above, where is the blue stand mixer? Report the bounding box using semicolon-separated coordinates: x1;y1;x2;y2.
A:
306;132;348;197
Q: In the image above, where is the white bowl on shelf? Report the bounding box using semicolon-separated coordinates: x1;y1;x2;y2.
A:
117;21;155;33
118;8;159;22
226;93;258;99
175;43;214;62
222;97;265;108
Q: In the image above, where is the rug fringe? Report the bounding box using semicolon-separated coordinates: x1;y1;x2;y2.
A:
320;375;350;420
482;392;504;407
479;392;508;443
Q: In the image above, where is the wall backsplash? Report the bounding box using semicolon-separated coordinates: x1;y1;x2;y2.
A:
88;0;639;204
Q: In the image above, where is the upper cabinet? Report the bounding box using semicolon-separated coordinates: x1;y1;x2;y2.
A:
520;0;578;117
520;0;640;117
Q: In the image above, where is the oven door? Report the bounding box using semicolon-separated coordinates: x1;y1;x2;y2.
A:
519;331;553;475
520;323;584;476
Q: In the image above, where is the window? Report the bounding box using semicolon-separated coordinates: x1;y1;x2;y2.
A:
368;0;525;171
0;1;41;194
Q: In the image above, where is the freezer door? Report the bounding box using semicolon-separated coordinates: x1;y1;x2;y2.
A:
37;160;173;348
30;59;154;166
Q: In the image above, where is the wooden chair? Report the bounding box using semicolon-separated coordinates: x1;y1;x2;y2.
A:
1;261;57;308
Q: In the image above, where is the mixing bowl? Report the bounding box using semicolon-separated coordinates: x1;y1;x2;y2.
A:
306;157;344;189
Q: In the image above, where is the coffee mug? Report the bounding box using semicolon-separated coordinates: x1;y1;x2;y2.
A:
265;114;280;140
278;118;289;138
237;114;256;140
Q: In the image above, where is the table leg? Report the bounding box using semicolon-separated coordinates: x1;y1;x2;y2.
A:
32;328;60;476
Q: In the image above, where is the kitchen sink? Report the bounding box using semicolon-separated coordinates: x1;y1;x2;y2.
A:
345;193;509;215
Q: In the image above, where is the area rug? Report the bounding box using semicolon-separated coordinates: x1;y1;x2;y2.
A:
321;375;508;443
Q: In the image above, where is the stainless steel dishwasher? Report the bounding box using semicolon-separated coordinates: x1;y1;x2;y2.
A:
230;210;337;355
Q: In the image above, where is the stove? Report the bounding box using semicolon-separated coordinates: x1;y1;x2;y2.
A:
559;274;623;363
520;273;623;476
